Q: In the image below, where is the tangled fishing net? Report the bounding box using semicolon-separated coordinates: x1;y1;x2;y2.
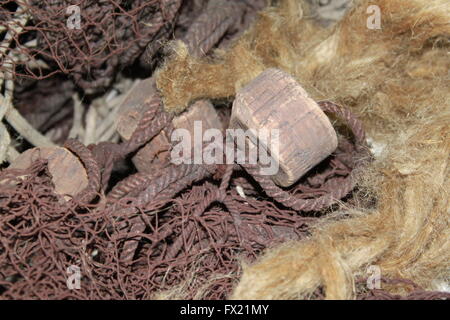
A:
0;0;449;300
0;0;183;92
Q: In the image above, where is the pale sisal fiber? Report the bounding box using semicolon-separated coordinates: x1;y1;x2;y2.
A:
155;0;450;299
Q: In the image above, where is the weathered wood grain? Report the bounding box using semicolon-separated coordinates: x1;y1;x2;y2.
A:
8;147;88;199
132;100;223;173
230;68;338;187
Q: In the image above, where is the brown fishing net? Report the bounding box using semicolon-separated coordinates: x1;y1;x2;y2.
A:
1;95;446;300
0;0;448;300
1;0;182;91
0;94;364;299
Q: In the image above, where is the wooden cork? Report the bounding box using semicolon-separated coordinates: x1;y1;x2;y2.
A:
132;100;223;173
8;147;88;199
115;77;157;141
230;68;338;187
115;78;224;173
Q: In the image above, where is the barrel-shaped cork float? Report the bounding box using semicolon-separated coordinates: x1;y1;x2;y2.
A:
132;100;223;173
115;76;224;173
7;147;88;200
230;68;338;187
115;77;157;141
